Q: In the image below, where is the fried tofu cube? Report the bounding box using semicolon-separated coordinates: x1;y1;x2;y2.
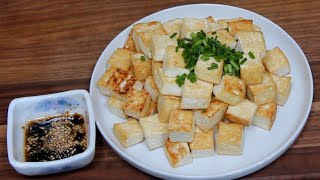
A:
132;21;165;58
247;73;277;105
180;18;210;38
113;119;144;148
132;21;163;52
271;74;291;105
168;110;195;142
189;127;214;158
181;79;213;109
97;67;142;101
152;60;163;77
163;46;189;77
130;53;152;81
194;100;228;132
139;114;169;150
235;31;266;61
206;16;224;32
153;67;182;96
227;20;254;36
161;18;183;39
194;56;224;84
107;96;127;118
252;103;277;130
213;75;246;105
240;60;265;85
164;139;192;168
107;48;134;71
208;29;237;49
262;47;290;76
216;121;244;155
136;29;167;59
217;17;245;28
124;31;136;52
144;76;159;102
157;95;181;123
123;89;152;119
225;99;258;126
150;35;177;61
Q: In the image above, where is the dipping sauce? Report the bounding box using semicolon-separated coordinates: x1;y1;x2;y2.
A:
25;112;87;162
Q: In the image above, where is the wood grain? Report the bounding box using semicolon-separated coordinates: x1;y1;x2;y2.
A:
0;0;319;179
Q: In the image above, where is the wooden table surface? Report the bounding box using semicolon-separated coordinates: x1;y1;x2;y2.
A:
1;0;319;179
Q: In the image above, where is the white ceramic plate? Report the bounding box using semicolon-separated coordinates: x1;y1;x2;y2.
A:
89;4;313;179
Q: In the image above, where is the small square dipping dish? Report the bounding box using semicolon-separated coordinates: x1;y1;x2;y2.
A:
7;90;96;176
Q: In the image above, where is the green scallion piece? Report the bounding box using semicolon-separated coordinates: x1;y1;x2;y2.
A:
248;51;255;59
201;55;210;61
175;46;179;52
240;58;247;65
187;71;197;83
140;56;146;61
230;59;240;70
170;32;177;39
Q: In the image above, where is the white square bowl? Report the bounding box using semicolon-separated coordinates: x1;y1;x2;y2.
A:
7;90;96;176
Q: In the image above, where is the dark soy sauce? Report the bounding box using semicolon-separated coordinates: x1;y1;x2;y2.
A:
25;112;87;162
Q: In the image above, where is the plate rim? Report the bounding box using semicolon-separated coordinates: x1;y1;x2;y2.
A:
89;3;314;179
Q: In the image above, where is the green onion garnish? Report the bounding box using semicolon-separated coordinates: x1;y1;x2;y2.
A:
248;51;255;59
240;58;247;65
187;71;197;83
208;63;218;70
175;47;179;52
140;56;146;61
174;30;245;85
170;32;177;39
176;73;187;87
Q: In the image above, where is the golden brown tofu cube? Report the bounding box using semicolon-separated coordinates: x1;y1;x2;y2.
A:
262;47;290;76
130;53;152;81
164;139;192;168
168;110;195;143
247;73;277;105
157;95;181;123
225;99;258;126
213;75;246;105
227;20;254;36
123;89;152;119
252;103;277;130
107;48;134;71
113;119;144;148
189;127;214;158
216;121;244;155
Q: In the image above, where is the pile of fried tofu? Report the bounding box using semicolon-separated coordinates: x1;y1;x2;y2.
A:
97;17;291;168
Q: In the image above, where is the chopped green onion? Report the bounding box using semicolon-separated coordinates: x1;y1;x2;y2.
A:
194;39;203;46
248;51;255;59
230;59;240;70
240;58;247;65
175;30;245;85
208;63;218;70
175;46;179;52
212;31;217;35
176;73;187;87
201;55;210;61
190;32;197;39
225;28;229;32
227;64;233;73
140;56;146;61
187;71;197;83
170;32;177;39
202;109;207;113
